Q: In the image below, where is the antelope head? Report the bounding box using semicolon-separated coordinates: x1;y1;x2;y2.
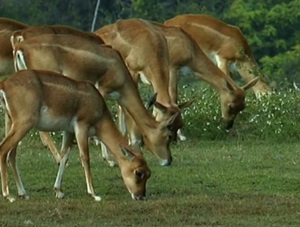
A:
220;77;259;129
118;146;151;200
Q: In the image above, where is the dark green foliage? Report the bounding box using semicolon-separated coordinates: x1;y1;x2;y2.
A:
223;0;300;86
1;0;298;93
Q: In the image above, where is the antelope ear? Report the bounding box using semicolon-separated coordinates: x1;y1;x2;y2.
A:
178;99;195;110
120;146;135;161
226;80;236;92
146;93;158;109
161;113;179;129
154;101;168;114
242;77;259;91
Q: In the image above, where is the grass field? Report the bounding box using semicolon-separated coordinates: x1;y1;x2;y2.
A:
0;131;300;227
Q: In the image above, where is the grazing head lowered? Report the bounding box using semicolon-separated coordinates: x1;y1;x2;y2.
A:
0;69;150;202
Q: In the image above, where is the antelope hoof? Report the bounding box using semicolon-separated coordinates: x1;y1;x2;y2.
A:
177;130;187;141
93;195;102;202
178;135;187;141
102;157;117;167
108;160;117;167
6;195;16;203
18;194;30;200
55;191;65;199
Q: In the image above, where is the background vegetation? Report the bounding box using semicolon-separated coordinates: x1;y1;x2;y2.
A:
1;0;299;88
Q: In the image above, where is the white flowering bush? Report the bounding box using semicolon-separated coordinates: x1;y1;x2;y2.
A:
179;84;300;141
235;89;300;140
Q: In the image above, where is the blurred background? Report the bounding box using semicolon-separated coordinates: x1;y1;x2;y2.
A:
1;0;299;88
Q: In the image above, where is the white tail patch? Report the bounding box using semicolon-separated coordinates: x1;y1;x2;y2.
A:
14;50;28;71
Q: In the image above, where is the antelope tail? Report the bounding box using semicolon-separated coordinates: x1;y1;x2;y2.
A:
14;49;28;71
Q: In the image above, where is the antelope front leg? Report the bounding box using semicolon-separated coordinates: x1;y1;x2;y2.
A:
75;127;101;201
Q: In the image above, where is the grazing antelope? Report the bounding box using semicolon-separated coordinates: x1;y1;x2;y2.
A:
13;34;176;166
149;21;259;129
94;18;193;142
0;69;151;202
164;14;270;98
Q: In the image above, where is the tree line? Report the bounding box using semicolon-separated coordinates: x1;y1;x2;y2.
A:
1;0;299;88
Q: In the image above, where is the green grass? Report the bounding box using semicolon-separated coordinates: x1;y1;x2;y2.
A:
0;134;300;227
1;83;300;226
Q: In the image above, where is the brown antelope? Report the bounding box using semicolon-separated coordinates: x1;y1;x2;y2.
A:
13;34;176;166
0;69;151;202
94;18;193;141
0;18;28;76
149;21;259;129
164;14;270;98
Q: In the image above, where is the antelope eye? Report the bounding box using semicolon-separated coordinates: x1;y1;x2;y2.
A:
167;125;174;131
228;103;236;114
135;170;144;178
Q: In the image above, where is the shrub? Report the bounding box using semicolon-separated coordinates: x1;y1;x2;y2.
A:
179;83;300;142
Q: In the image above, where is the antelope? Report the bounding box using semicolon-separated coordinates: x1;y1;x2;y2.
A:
12;34;176;166
0;69;151;202
164;14;271;98
94;18;193;142
149;21;259;129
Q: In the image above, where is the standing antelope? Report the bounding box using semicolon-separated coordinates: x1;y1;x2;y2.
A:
94;18;193;142
0;69;151;202
149;21;259;129
12;34;175;166
164;14;270;98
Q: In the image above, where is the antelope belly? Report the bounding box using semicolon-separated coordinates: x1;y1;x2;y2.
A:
36;108;74;131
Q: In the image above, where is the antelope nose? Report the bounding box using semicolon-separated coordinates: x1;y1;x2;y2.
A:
222;118;235;130
159;156;172;166
225;120;234;130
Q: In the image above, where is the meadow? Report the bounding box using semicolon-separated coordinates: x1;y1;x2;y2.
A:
0;81;300;227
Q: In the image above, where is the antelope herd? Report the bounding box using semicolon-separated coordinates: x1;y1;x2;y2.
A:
0;14;270;202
